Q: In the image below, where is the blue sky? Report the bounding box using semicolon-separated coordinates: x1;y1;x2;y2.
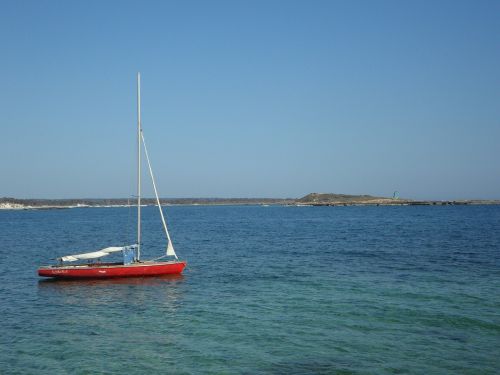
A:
1;0;498;199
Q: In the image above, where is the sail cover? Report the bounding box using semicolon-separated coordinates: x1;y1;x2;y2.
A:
59;245;137;262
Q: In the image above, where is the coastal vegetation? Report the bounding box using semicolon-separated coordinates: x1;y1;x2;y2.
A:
1;194;498;210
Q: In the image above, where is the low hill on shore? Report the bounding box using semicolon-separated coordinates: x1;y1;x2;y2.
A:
297;193;404;205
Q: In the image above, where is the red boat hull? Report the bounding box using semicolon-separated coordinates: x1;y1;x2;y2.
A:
38;260;186;279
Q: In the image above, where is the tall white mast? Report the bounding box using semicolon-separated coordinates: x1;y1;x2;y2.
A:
137;72;141;261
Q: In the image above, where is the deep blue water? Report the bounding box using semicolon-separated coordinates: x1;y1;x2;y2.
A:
0;205;499;374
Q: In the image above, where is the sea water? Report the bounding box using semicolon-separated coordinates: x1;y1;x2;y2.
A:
0;205;499;374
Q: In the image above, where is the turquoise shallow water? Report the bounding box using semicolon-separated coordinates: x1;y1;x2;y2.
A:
0;205;499;374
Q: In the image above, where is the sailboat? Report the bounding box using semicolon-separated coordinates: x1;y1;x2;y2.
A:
38;73;187;278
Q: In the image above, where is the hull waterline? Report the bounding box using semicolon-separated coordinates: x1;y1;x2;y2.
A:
38;261;186;279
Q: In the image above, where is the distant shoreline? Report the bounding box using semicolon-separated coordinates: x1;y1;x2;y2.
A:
1;194;500;210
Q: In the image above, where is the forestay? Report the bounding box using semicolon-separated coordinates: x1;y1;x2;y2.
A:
59;245;137;262
140;129;178;259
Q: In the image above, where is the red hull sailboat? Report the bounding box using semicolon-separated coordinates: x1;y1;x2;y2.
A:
38;73;186;279
38;260;186;279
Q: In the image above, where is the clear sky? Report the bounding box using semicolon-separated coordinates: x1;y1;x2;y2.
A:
0;0;498;200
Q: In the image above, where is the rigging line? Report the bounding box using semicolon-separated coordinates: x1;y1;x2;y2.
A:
150;254;169;261
140;129;178;259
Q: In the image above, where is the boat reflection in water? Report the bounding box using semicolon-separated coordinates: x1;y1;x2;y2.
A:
38;273;184;287
37;274;185;309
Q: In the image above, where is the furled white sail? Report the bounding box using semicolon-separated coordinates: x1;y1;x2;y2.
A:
59;245;136;262
166;241;176;257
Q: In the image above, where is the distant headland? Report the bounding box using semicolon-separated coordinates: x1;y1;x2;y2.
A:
1;193;499;210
